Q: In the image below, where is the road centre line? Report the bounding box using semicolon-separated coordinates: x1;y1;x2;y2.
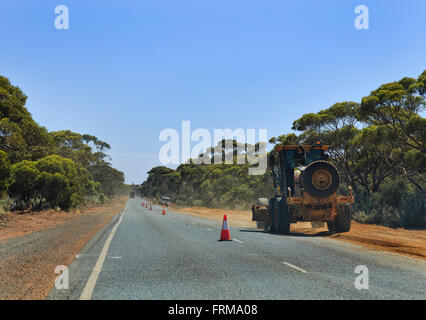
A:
76;254;122;259
282;262;308;273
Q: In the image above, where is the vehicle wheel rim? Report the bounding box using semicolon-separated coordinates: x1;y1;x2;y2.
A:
274;205;279;231
311;169;332;190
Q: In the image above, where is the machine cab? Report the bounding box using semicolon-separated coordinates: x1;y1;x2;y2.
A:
269;141;329;197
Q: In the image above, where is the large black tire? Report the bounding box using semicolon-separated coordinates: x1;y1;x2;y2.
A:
327;220;336;232
328;205;352;232
269;198;276;233
256;221;267;229
302;160;340;198
335;205;352;232
254;197;269;230
273;198;290;234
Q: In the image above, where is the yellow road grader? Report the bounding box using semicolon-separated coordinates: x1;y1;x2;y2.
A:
252;141;354;234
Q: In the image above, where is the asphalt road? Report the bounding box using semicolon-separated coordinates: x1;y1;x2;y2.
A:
48;198;426;300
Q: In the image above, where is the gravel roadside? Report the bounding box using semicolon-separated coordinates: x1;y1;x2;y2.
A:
0;198;127;299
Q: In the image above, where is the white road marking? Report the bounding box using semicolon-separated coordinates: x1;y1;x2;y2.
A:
79;202;127;300
233;238;244;244
76;254;121;259
206;228;213;231
282;262;308;273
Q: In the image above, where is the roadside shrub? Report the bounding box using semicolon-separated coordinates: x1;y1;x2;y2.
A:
0;201;7;215
0;196;13;213
99;193;105;204
82;195;99;206
352;210;368;223
364;206;402;228
28;196;50;210
399;187;425;228
8;155;98;211
85;180;101;197
191;199;203;207
8;160;40;208
0;150;10;197
352;177;425;228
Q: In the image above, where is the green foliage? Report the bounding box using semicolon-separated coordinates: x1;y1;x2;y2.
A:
89;162;125;198
359;76;425;153
0;76;54;163
0;75;126;211
269;133;300;146
142;162;273;210
0;150;10;197
49;130;125;198
291;70;426;228
8;155;89;210
0;196;13;214
142;71;425;228
353;177;425;228
99;193;105;204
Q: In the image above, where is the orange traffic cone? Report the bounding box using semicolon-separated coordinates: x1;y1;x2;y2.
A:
219;215;232;241
162;205;166;215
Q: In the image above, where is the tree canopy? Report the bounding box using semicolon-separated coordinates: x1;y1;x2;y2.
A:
143;71;425;228
0;75;126;211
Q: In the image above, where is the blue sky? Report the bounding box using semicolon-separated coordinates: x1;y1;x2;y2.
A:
1;0;425;183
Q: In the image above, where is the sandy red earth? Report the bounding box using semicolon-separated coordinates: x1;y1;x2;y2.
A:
172;206;426;261
0;198;127;299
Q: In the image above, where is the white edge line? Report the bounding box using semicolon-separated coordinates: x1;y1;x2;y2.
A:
79;201;127;300
282;262;308;273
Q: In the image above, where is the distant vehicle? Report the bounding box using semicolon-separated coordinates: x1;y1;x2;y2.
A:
130;191;136;198
160;197;171;207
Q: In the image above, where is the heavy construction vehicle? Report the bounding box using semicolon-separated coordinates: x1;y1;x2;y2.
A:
160;196;172;207
252;141;354;234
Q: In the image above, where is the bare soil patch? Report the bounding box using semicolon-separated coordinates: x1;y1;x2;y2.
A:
0;198;127;299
